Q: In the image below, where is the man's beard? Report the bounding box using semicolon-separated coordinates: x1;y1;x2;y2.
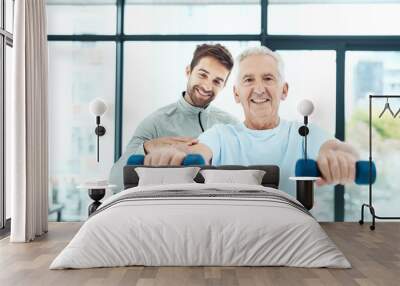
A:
187;84;215;108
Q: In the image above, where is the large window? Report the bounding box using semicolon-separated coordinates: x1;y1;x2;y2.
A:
47;0;400;222
47;0;116;35
268;0;400;35
345;51;400;221
125;0;260;35
48;42;116;221
278;50;337;221
1;0;13;232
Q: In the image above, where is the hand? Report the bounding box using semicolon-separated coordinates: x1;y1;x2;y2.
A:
144;146;188;166
143;136;198;154
316;140;359;186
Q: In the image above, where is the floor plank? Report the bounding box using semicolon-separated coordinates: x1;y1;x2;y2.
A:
0;222;399;286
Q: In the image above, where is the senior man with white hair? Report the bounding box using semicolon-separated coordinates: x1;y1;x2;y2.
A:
144;46;359;194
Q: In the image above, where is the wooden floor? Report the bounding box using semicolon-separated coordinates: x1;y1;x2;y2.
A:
0;222;399;286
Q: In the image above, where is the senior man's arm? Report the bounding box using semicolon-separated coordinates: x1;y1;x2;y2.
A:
316;139;360;186
143;124;222;166
143;143;213;166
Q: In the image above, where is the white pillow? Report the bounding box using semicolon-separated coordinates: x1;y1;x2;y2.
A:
200;169;266;185
135;167;200;186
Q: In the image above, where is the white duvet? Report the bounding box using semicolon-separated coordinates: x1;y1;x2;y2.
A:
50;183;351;269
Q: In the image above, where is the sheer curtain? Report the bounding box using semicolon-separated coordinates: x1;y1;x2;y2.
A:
10;0;49;242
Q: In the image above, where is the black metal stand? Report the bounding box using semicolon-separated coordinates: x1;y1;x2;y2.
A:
359;95;400;230
88;188;105;216
296;180;314;210
296;116;314;210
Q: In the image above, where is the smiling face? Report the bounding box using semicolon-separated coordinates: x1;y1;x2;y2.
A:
185;56;230;108
234;54;288;130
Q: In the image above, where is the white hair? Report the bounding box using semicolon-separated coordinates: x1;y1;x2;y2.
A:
235;46;285;83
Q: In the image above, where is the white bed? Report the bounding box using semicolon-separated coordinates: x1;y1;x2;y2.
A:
50;183;350;269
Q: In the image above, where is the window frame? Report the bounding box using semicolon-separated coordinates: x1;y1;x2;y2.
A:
47;0;400;221
1;0;13;235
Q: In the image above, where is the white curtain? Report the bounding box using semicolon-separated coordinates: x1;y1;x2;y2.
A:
10;0;49;242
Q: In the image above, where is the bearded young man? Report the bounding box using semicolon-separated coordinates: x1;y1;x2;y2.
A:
109;44;238;191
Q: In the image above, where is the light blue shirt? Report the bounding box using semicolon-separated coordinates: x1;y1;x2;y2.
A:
198;119;331;196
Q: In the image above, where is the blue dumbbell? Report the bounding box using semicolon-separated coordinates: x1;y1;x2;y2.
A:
126;153;205;166
126;154;145;165
182;154;206;165
295;159;376;185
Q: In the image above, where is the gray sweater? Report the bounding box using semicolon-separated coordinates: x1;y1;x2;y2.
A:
109;95;238;191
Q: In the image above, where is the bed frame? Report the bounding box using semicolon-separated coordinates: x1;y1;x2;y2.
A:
123;165;280;190
123;165;315;210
